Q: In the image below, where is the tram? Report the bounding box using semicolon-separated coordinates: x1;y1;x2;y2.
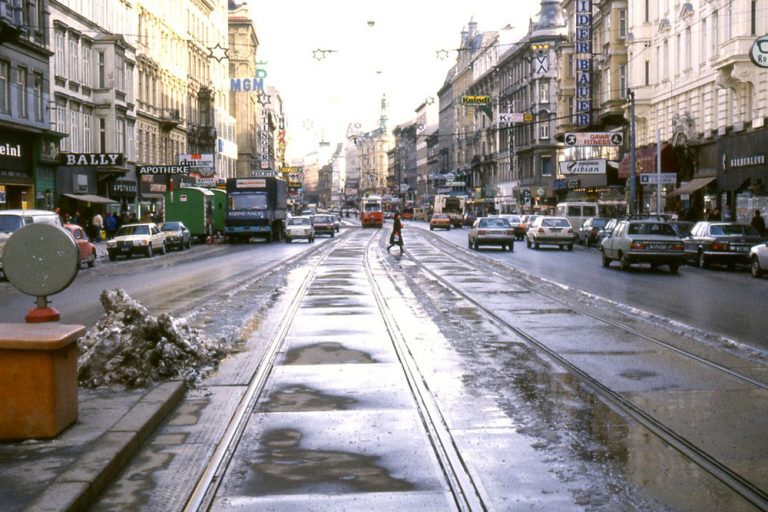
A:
360;195;384;228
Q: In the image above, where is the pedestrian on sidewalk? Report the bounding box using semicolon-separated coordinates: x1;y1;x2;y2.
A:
91;211;104;242
387;212;404;253
751;209;766;237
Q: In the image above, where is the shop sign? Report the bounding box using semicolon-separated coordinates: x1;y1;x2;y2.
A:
62;153;124;166
0;143;22;158
461;95;491;105
0;137;31;170
110;180;137;195
574;0;593;126
138;165;191;175
178;153;214;177
559;159;606;174
749;35;768;68
729;153;766;168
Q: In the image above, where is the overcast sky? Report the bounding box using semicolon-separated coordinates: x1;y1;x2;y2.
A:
247;1;543;160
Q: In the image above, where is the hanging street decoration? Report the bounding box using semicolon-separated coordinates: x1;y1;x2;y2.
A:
207;43;229;63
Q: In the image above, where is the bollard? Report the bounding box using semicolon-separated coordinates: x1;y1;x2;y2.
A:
0;323;84;440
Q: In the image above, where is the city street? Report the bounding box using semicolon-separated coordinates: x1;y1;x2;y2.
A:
3;223;763;511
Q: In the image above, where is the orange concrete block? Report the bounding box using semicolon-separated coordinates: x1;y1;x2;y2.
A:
0;323;85;440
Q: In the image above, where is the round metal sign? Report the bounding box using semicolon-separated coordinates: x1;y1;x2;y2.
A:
749;35;768;68
2;223;80;297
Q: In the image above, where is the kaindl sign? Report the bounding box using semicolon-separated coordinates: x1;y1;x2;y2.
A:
559;159;606;175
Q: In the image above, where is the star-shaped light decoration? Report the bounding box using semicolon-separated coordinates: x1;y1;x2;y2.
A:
312;49;337;61
425;96;435;105
436;49;450;60
208;43;229;63
258;91;271;105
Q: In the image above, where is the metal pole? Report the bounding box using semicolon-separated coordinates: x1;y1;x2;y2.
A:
628;89;637;215
656;128;662;214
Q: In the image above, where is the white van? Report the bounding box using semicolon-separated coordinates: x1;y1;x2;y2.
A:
555;202;599;231
0;209;62;272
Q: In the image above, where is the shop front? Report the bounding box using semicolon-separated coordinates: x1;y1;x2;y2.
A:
618;144;680;213
0;133;34;210
718;128;768;223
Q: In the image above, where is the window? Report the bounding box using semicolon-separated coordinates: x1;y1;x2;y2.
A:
82;43;91;86
685;28;691;69
619;9;627;39
98;52;105;88
70;107;79;152
17;67;27;118
712;11;719;55
83;111;92;152
99;117;106;152
541;155;552;176
116;52;125;92
55;29;65;76
752;0;758;36
619;65;627;99
701;18;707;65
69;35;79;81
539;118;550;140
33;73;44;121
56;105;67;149
0;61;9;113
116;117;125;154
644;0;650;23
644;60;650;86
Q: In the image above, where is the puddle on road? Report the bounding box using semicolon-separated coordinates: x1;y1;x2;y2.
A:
246;428;415;494
259;384;357;412
283;342;377;365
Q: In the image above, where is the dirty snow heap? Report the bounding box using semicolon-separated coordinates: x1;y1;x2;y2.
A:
78;289;228;388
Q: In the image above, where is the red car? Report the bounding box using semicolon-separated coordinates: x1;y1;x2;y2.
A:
63;223;97;268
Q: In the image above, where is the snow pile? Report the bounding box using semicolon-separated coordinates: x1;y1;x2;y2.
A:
78;289;228;389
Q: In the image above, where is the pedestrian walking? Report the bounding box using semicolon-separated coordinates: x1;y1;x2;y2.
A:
751;209;766;237
91;211;104;242
387;212;404;253
105;212;117;239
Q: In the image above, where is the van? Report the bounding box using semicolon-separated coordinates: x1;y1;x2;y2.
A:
0;209;62;272
555;202;599;231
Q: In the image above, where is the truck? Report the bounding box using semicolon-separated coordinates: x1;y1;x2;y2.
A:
224;177;287;242
164;187;215;242
433;194;467;228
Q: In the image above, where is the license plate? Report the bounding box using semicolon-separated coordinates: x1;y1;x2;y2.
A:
734;245;748;253
550;228;562;233
120;247;131;252
647;243;668;250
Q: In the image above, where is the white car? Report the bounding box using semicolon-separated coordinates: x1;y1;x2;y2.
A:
106;223;166;260
526;216;576;250
750;242;768;278
285;216;315;243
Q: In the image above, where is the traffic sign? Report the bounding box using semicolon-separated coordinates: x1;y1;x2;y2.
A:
564;132;624;147
750;35;768;68
639;173;676;185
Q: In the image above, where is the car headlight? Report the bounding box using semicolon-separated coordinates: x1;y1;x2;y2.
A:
106;240;116;248
136;239;149;246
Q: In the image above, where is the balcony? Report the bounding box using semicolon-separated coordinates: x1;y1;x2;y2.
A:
159;109;181;130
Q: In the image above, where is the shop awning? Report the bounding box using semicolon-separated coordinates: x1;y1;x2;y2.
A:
618;143;680;179
63;193;118;204
669;176;717;196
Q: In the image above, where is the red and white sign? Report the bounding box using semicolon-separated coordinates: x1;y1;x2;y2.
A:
564;132;624;146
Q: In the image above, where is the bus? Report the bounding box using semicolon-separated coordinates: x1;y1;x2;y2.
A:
360;195;384;228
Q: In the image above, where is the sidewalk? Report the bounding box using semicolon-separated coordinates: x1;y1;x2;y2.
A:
0;381;186;512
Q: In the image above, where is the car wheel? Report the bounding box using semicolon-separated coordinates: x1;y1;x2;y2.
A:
87;250;96;268
751;256;764;278
468;238;472;249
161;243;167;255
430;226;434;231
286;238;292;243
567;243;573;251
669;263;679;274
620;252;631;270
601;250;611;268
697;251;708;269
472;240;479;251
509;243;514;252
526;238;531;248
534;242;539;249
146;245;153;258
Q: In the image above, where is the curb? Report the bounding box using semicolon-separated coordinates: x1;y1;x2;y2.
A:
27;380;188;512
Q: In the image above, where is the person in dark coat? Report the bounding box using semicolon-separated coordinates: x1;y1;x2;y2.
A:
751;209;766;237
387;212;404;253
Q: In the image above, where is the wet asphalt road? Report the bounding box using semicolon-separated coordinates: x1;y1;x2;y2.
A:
407;220;768;351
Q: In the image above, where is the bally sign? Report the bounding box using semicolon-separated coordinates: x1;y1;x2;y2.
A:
62;153;124;166
559;159;606;175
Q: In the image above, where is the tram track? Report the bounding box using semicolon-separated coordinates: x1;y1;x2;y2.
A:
181;229;490;511
401;228;768;510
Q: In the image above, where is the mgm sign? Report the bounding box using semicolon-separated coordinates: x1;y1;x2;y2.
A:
575;0;593;126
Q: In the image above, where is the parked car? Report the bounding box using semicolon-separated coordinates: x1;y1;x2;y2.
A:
63;223;97;268
106;223;166;261
160;221;192;250
600;220;685;273
285;216;315;243
750;242;768;278
596;218;619;246
577;217;610;246
468;217;515;251
495;214;526;240
429;213;451;231
313;214;336;237
683;221;764;269
526;216;576;250
667;220;695;238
